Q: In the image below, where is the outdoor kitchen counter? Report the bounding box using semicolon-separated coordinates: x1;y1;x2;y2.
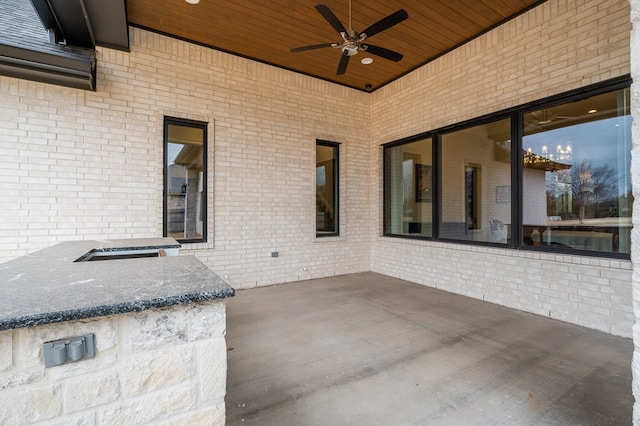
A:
0;237;235;331
0;238;234;424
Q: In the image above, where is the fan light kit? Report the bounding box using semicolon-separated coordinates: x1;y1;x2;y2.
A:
291;1;408;75
361;57;373;64
185;0;199;4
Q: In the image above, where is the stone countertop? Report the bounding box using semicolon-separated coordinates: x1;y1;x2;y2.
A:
0;238;235;331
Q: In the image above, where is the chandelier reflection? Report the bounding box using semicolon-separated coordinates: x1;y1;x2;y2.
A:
555;143;572;161
524;142;572;166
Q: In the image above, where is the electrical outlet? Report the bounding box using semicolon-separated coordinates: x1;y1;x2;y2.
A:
43;334;95;367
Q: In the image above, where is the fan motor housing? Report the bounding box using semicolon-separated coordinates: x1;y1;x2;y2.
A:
342;44;359;56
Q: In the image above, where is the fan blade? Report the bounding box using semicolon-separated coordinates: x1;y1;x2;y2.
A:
336;52;350;75
362;44;403;62
359;9;408;40
315;4;347;35
290;43;335;53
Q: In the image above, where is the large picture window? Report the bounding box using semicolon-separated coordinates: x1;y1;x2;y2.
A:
382;78;631;258
316;141;339;236
163;117;207;243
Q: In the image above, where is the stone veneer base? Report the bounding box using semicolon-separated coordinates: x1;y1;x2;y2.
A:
0;299;228;425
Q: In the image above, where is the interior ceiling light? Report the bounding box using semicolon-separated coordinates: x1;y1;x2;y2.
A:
361;57;373;65
185;0;200;4
588;109;597;114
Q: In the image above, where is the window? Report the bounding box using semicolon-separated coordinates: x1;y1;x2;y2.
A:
316;141;339;236
383;137;433;236
440;118;512;243
382;78;631;257
163;117;207;243
522;87;631;254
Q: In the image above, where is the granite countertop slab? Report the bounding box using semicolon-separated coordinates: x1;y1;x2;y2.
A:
0;238;234;331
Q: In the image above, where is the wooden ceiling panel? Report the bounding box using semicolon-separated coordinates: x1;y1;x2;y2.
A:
126;0;544;91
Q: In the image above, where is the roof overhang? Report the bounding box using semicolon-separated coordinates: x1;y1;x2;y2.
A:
30;0;129;51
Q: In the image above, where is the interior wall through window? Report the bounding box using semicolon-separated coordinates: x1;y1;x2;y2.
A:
383;138;433;237
440;118;512;244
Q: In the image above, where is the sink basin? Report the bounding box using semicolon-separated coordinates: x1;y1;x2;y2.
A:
74;247;180;262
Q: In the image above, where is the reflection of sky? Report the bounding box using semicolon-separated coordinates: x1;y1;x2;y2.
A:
523;116;631;193
168;143;182;165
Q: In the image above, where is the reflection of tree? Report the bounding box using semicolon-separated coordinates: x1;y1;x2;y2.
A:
546;160;618;223
571;160;617;222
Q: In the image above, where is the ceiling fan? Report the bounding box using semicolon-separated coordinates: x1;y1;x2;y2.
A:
290;1;408;75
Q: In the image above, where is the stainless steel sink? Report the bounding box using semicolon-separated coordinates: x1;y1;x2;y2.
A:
74;247;180;262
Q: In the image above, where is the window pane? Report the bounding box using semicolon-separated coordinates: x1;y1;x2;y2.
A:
440;118;512;243
316;142;338;236
384;138;432;237
164;118;207;242
522;88;632;254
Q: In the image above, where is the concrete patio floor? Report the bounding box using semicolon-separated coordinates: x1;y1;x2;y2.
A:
225;272;633;425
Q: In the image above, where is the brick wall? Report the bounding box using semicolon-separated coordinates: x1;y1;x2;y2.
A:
370;0;633;337
0;28;372;288
0;300;228;425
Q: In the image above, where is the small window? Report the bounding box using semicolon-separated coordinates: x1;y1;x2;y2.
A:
163;117;207;243
316;141;339;236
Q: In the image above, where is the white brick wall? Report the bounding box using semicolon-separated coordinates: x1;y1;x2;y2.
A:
0;300;228;425
0;28;372;288
370;0;633;337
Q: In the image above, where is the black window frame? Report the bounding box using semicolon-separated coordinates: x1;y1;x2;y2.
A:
382;75;632;259
163;116;208;244
316;140;340;237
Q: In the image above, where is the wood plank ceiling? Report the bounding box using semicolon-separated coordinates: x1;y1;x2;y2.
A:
126;0;544;92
